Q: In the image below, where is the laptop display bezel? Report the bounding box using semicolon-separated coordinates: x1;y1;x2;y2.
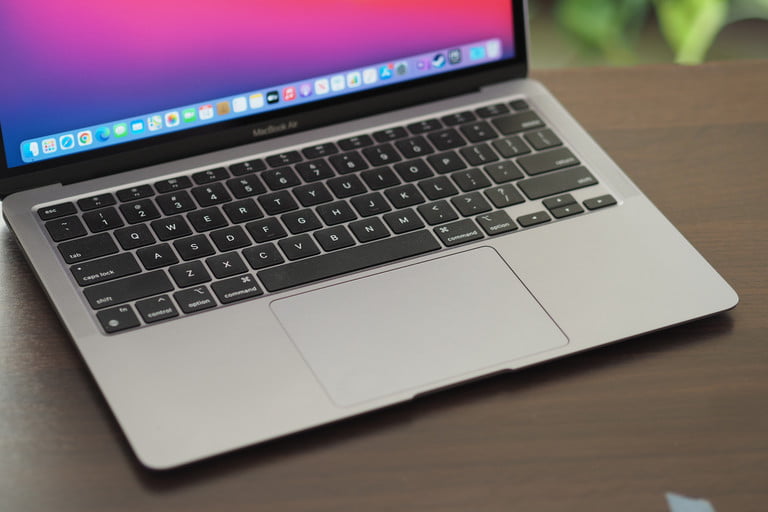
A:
0;1;528;198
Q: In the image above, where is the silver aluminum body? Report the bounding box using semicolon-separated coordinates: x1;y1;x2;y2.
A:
2;78;738;468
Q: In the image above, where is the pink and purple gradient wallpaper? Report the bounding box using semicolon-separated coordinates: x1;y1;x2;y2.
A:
1;0;515;167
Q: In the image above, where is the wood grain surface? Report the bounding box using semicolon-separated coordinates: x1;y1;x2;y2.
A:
1;61;766;512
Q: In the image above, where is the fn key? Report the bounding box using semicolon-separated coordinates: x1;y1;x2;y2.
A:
96;305;140;333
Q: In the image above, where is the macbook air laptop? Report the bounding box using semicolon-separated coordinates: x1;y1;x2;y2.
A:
1;1;737;469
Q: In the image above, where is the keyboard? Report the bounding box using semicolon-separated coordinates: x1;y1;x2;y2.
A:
38;99;617;334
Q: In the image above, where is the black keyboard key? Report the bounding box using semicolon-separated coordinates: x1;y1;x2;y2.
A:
156;190;196;215
396;136;435;158
383;208;425;234
419;176;459;200
492;136;531;158
384;184;425;209
428;128;466;150
135;295;179;323
316;201;357;225
524;129;562;151
394;159;433;182
361;166;400;190
206;252;248;278
460;121;498;143
83;207;124;233
58;233;118;263
329;151;369;174
338;134;374;150
258;230;440;292
351;192;392;217
38;202;76;220
114;224;156;250
452;168;491;192
116;185;154;202
373;126;408;142
212;274;263;304
174;286;217;314
583;194;617;210
543;194;576;210
363;143;402;166
427;151;467;174
229;159;266;176
441;111;476;126
509;99;529;111
484;185;525;208
279;234;321;260
97;305;141;333
517;211;551;227
137;243;179;269
293;182;333;206
223;198;264;223
476;211;517;236
169;260;212;287
191;183;232;207
484;161;525;183
492;111;544;134
70;253;141;286
192;167;229;185
243;243;285;269
327;175;367;199
451;192;492;217
551;203;585;219
188;207;228;232
210;225;252;251
84;270;173;309
518;147;579;176
77;193;116;211
314;226;356;251
151;215;193;240
407;118;442;134
295;159;335;182
120;199;161;224
155;176;192;193
302;142;338;159
246;218;287;242
518;167;598;199
434;219;484;247
460;143;499;166
226;174;266;198
266;151;302;167
258;191;298;215
262;167;300;191
418;200;459;225
281;209;322;234
46;215;87;242
174;234;216;261
349;217;390;243
475;103;510;118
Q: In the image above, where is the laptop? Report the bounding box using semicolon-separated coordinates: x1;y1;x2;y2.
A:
0;1;737;469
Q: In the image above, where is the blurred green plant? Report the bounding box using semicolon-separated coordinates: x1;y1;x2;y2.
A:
554;0;768;64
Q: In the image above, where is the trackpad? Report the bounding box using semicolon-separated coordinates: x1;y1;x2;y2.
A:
270;247;568;407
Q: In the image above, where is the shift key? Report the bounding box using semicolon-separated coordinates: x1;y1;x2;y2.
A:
518;166;598;200
84;270;174;310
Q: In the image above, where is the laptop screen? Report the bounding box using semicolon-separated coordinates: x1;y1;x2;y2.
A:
0;1;518;175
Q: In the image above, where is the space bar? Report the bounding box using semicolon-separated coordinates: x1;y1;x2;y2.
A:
257;230;441;292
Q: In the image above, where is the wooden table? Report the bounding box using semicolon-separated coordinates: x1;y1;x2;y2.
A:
1;61;766;512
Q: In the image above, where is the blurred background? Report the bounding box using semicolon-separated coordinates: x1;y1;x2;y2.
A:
529;0;768;67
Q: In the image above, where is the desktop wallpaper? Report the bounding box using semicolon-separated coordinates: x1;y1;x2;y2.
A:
0;0;515;168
